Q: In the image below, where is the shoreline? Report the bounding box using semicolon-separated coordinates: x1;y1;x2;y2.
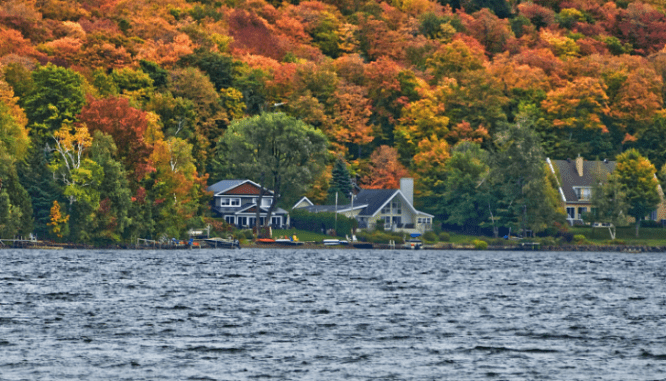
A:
2;240;666;252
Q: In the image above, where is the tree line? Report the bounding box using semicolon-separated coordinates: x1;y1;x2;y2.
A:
2;0;666;243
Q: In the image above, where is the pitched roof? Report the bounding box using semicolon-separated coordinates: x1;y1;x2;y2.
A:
206;179;274;196
294;188;433;217
354;189;399;216
207;179;245;194
292;196;314;209
300;204;368;213
551;159;616;202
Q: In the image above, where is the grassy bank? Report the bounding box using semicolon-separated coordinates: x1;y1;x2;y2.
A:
568;226;666;246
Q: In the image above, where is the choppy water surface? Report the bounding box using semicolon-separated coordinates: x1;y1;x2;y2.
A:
1;249;666;380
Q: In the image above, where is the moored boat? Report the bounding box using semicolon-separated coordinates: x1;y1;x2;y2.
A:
323;239;348;246
274;238;304;246
404;232;423;250
404;239;423;250
204;237;241;249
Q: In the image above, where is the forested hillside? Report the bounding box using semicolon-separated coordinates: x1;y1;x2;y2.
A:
1;0;666;243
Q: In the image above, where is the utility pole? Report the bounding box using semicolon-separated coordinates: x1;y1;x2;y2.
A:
335;192;338;234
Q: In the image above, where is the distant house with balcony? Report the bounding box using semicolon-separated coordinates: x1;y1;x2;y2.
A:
207;179;289;228
547;156;666;225
293;178;434;233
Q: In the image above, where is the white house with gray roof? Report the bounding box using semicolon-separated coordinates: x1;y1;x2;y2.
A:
293;178;434;233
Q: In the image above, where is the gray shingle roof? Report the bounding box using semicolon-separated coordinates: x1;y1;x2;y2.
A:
207;179;246;194
300;204;368;213
552;159;616;202
354;189;398;216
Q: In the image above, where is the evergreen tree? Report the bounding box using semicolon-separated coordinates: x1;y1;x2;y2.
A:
17;147;62;239
327;156;352;204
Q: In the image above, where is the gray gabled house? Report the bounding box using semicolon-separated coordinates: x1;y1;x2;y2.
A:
207;179;289;228
293;178;434;233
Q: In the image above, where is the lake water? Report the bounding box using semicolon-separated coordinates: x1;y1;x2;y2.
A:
1;248;665;380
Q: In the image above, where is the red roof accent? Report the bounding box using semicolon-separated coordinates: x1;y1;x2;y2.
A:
223;182;267;195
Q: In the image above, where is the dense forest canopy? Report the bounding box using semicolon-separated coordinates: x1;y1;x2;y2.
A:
1;0;666;242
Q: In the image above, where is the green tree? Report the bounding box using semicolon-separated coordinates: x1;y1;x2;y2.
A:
612;148;660;237
89;131;132;245
633;114;666;171
179;50;238;91
2;63;34;102
590;172;628;240
487;119;565;237
327;156;352;204
23;64;86;144
139;60;169;88
18;148;61;239
216;112;328;235
440;141;491;234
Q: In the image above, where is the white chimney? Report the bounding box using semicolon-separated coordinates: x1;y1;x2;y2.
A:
400;178;414;206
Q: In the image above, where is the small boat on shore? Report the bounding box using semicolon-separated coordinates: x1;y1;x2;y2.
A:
274;238;304;246
204;237;241;249
323;239;349;246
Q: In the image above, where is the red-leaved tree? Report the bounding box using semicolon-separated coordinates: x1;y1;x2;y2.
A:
78;96;153;181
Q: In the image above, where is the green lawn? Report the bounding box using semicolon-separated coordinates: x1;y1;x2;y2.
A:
569;226;666;245
442;227;666;247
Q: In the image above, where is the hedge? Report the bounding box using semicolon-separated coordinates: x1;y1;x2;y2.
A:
290;208;358;237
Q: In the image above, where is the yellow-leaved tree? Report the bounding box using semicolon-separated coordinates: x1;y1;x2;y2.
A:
48;200;69;239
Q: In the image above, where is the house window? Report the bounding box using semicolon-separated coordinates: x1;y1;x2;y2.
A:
271;216;281;226
566;207;575;219
381;204;391;214
220;198;241;206
262;198;272;207
574;187;591;200
384;216;391;224
238;216;247;226
417;217;431;224
649;210;658;221
224;216;235;224
391;200;402;214
578;207;587;219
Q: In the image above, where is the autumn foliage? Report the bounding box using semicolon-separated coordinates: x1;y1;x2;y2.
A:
3;0;666;242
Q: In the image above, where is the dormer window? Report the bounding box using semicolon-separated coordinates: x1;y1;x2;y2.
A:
574;187;591;200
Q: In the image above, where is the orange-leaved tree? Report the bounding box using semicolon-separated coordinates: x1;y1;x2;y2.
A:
48;200;69;239
360;145;410;189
